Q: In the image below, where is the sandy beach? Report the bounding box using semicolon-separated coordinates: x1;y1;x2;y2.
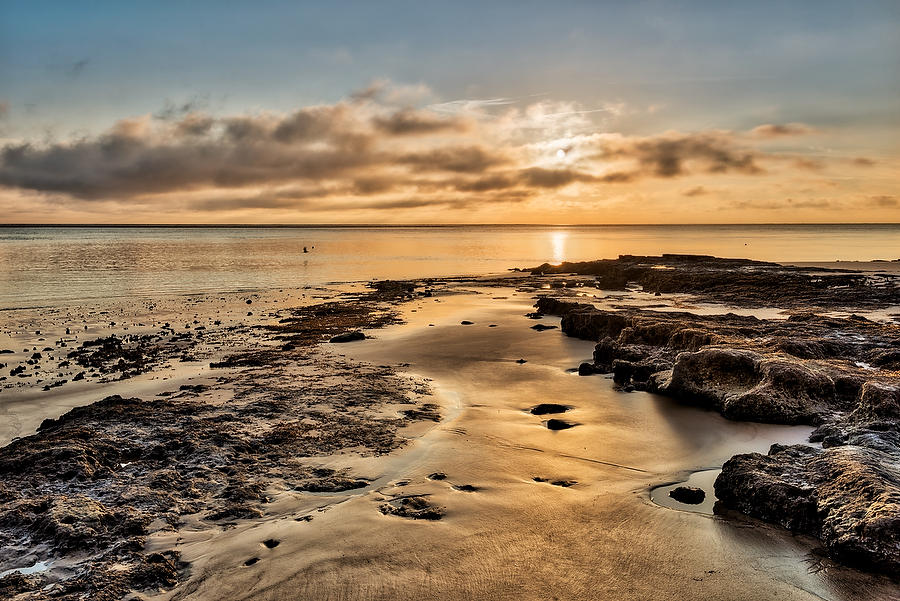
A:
1;257;898;600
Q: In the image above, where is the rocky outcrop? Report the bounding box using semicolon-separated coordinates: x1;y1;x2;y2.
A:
669;486;705;504
533;261;900;574
716;440;900;574
535;299;897;426
657;349;851;424
528;254;900;309
0;293;436;600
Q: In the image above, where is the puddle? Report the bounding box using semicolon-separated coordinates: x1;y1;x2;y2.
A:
0;560;52;578
650;468;721;515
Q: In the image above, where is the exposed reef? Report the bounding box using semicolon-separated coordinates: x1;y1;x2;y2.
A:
530;254;900;309
0;282;440;600
534;255;900;575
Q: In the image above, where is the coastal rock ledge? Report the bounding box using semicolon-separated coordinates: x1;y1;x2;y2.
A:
531;255;900;574
716;441;900;574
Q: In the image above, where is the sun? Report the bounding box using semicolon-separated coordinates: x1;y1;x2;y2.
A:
556;148;567;159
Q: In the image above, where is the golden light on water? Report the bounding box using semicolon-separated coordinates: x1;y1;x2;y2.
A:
550;230;568;265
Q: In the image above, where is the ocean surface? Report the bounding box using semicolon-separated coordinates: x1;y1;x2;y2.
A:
1;224;898;309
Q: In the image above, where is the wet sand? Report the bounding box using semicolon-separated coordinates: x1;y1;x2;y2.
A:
141;288;898;601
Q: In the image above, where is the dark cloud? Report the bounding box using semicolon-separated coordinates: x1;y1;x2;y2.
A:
68;58;90;78
869;195;897;207
599;132;762;177
174;113;215;137
373;108;468;135
154;95;211;121
749;123;815;138
399;146;508;173
0;97;848;216
596;171;635;183
733;198;834;210
793;157;823;171
682;186;707;197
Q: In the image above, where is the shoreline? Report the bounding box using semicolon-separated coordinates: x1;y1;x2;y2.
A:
1;258;898;599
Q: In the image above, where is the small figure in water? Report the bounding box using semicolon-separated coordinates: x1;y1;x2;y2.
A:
303;246;308;253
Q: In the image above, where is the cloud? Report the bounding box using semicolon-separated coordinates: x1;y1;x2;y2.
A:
596;131;762;177
398;146;508;173
682;186;707;197
0;85;860;218
868;195;897;207
154;95;211;121
372;107;470;135
69;58;90;78
748;123;816;138
792;157;823;171
732;197;835;210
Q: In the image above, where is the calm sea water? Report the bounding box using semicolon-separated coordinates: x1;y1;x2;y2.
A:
1;225;898;309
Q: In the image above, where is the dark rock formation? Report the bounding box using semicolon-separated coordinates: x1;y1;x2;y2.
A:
530;403;570;415
528;254;900;310
534;298;897;427
329;331;366;343
532;257;900;574
545;419;576;430
577;362;596;376
379;496;445;520
716;440;900;575
669;486;706;504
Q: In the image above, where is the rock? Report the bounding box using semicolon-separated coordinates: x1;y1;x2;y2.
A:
851;382;900;422
530;403;570;415
669;486;705;504
460;321;474;325
453;484;479;492
530;324;558;331
379;496;445;520
715;443;900;575
532;256;900;575
577;362;595;376
329;331;366;343
528;254;900;310
658;348;840;425
545;419;576;430
427;472;446;480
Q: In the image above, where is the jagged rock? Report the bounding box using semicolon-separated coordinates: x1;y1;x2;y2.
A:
529;254;900;309
379;496;445;520
715;443;900;575
658;349;840;425
851;382;900;422
329;331;366;343
669;486;705;504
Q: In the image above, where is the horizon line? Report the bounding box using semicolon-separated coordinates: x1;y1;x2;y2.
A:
1;222;899;228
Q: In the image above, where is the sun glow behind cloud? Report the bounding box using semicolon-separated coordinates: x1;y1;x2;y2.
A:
0;80;897;224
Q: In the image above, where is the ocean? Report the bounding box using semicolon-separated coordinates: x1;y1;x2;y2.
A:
1;224;898;309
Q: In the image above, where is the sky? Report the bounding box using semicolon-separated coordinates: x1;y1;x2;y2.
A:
0;0;898;224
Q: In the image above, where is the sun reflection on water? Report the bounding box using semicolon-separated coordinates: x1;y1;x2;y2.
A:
550;231;568;265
